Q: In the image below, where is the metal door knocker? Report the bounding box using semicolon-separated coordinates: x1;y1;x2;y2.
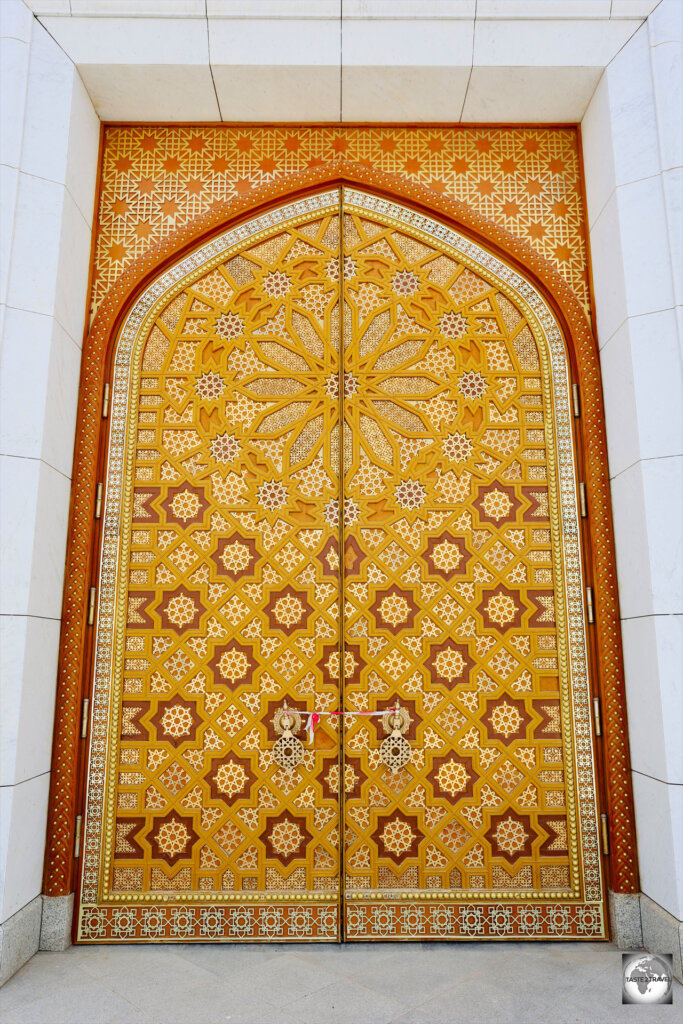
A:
272;704;305;770
380;704;412;773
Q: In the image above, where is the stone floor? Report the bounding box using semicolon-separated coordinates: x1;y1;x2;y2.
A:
0;941;680;1024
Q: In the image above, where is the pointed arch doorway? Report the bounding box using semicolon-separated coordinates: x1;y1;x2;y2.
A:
72;185;607;942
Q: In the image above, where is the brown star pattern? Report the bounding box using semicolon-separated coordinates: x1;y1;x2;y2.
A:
424;532;471;580
426;640;475;690
263;811;313;868
372;810;422;866
148;811;199;867
150;696;202;749
210;535;259;580
485;809;534;865
264;586;314;636
369;585;419;635
207;641;256;690
207;753;257;807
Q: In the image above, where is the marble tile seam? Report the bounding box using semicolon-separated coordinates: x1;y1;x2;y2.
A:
24;12;75;80
585;162;682;232
631;769;683;787
0;450;72;484
609;450;683;484
621;611;683;620
0;770;50;792
204;3;223;123
44;170;95;247
30;16;654;71
0;30;32;46
0;612;62;622
64;180;98;240
24;8;649;21
0;301;83;353
603;301;683;334
3;190;92;349
456;0;476;121
26;11;654;25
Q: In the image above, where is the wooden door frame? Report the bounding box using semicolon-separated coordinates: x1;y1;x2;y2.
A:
43;161;639;926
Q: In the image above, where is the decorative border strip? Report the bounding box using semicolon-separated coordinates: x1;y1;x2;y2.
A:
80;904;339;942
345;902;604;940
79;901;603;942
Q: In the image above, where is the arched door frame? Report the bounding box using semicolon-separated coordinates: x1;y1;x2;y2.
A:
43;164;639;924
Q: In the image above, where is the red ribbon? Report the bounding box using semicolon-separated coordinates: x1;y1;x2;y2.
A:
303;707;398;744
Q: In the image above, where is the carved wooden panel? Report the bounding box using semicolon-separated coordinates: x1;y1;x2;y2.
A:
339;190;604;938
78;194;344;941
74;188;611;941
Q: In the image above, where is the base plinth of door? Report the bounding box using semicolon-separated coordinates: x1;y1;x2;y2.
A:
609;890;643;949
40;894;73;952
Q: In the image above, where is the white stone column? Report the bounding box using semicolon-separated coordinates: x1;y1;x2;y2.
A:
582;0;683;978
0;0;99;983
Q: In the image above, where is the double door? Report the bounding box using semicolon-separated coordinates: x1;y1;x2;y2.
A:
76;188;605;941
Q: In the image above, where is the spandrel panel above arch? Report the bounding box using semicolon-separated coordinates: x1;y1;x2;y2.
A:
91;126;591;322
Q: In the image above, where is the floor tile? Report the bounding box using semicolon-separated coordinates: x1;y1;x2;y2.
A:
0;979;139;1024
0;956;92;1014
1;941;680;1024
284;977;403;1024
332;947;466;1006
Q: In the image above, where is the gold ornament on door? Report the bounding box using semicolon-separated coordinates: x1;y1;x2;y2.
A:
272;706;305;771
379;705;413;774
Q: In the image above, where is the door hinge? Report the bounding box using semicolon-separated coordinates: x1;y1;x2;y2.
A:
600;813;610;856
102;382;110;418
572;383;581;417
586;586;595;624
80;698;90;739
87;586;96;626
94;482;103;520
74;815;83;859
579;481;587;519
592;696;602;737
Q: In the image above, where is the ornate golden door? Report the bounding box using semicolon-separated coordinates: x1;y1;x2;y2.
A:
77;188;606;942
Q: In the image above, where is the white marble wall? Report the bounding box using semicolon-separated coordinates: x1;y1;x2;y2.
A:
23;0;658;123
0;0;680;984
0;0;99;979
582;0;683;925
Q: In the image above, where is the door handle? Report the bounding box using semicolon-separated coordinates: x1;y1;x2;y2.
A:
379;704;412;773
272;704;305;770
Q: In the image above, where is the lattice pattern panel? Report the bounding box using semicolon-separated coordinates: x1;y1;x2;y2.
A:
92;126;590;319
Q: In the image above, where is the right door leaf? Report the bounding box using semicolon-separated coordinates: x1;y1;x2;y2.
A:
340;190;605;941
